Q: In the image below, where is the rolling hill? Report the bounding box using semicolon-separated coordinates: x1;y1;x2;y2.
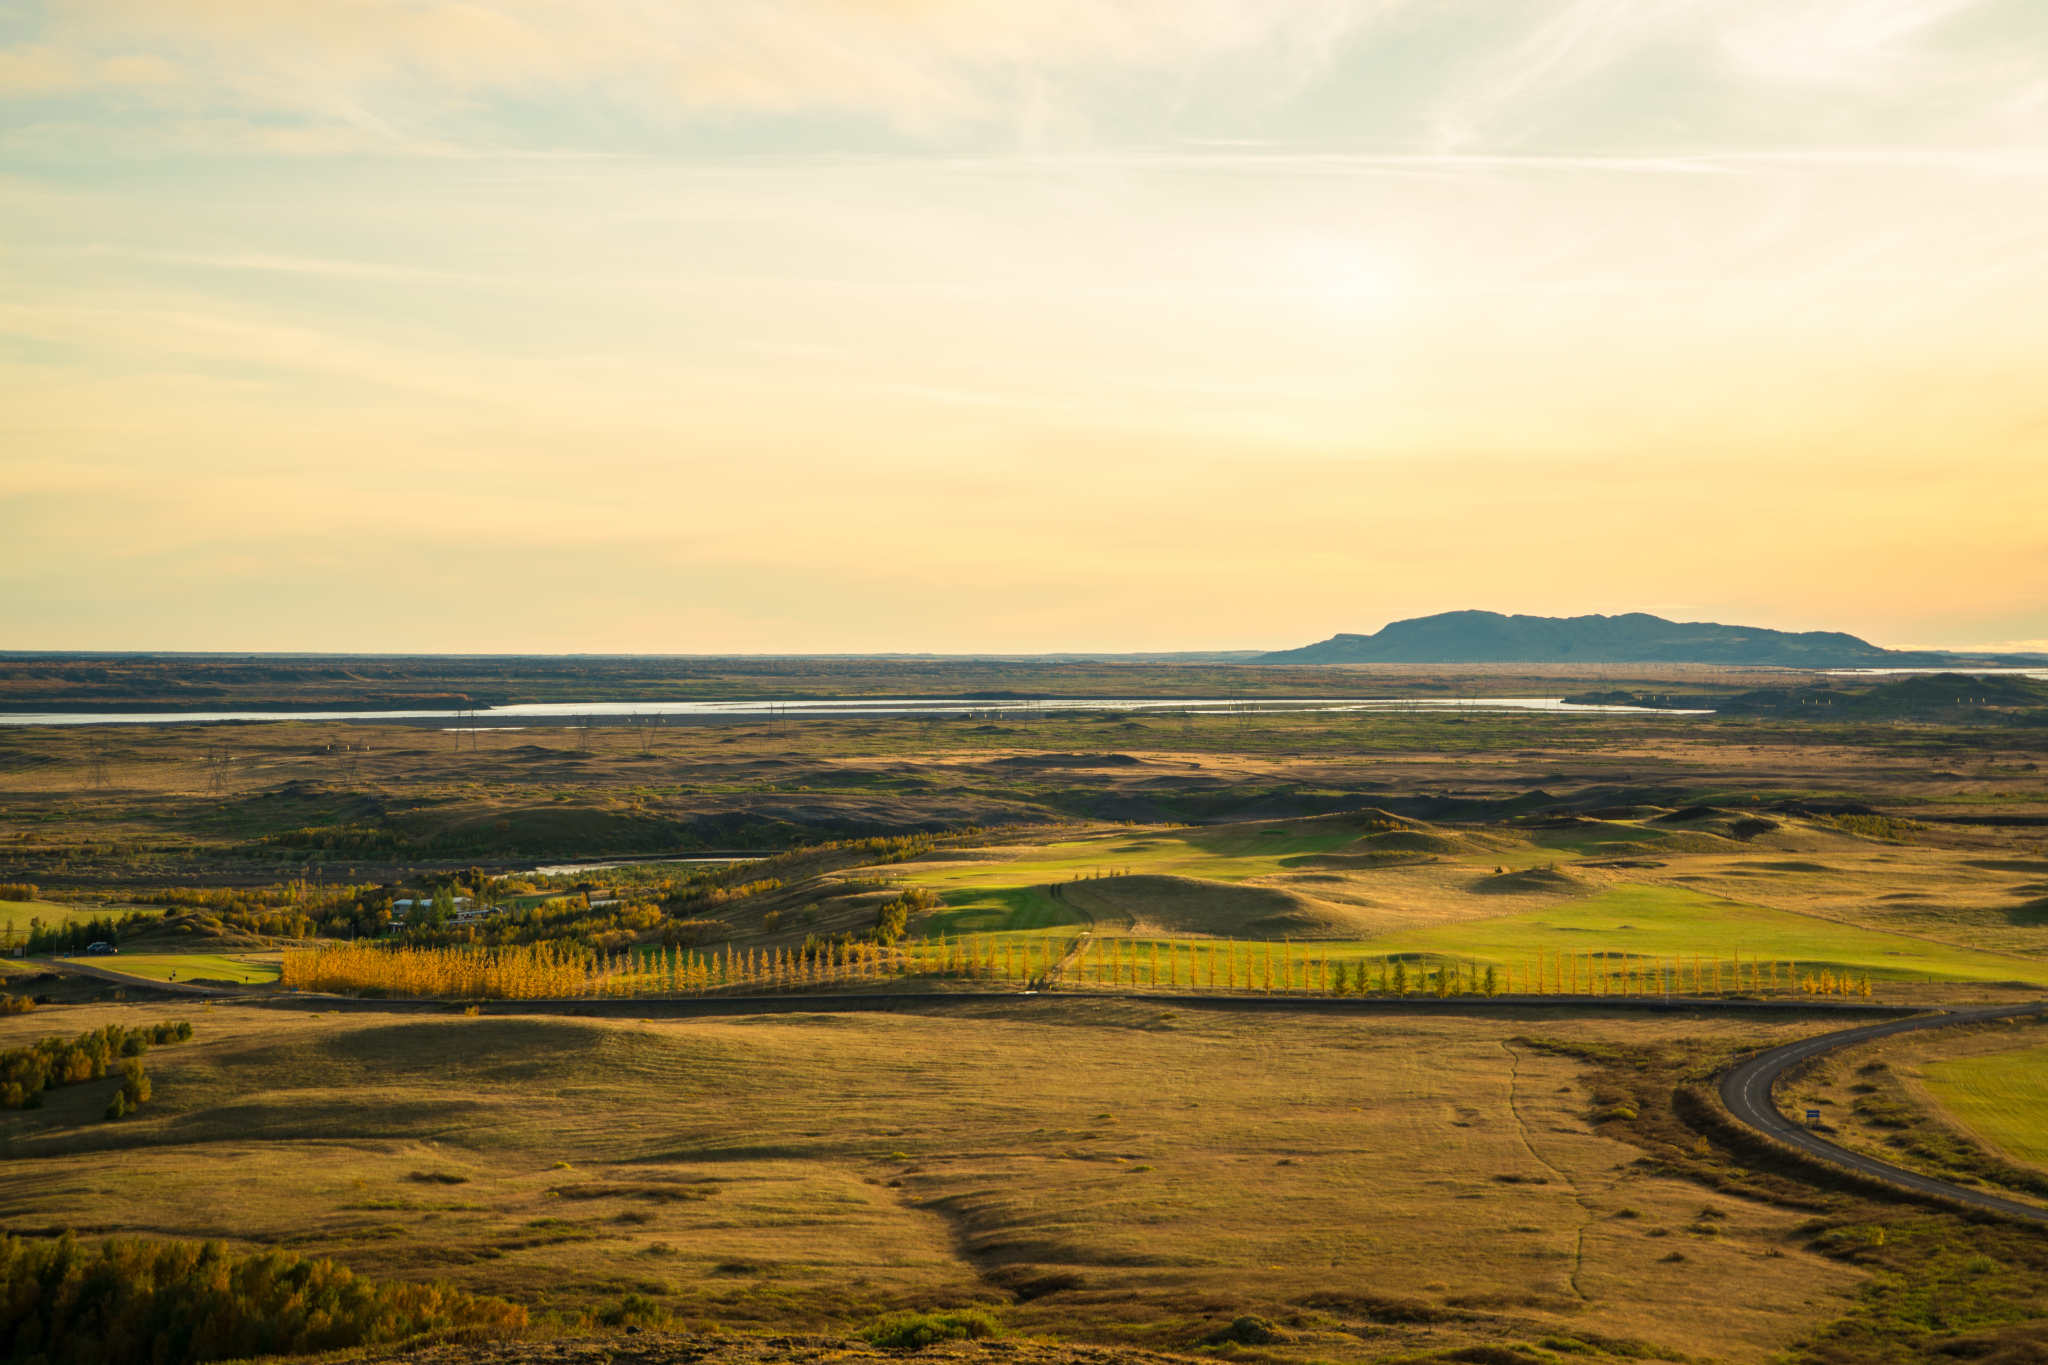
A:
1255;610;1960;667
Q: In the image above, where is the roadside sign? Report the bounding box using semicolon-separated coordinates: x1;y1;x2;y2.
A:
1805;1109;1821;1124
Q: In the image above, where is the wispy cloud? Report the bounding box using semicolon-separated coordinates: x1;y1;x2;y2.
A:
2;0;1389;146
3;0;2042;159
1721;0;1995;89
4;2;2047;650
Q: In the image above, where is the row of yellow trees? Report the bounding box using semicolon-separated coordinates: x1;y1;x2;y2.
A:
282;936;1876;1001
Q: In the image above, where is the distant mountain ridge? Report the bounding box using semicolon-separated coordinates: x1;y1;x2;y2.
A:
1254;611;1964;667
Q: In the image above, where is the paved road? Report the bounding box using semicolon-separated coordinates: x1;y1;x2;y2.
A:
1719;1002;2048;1222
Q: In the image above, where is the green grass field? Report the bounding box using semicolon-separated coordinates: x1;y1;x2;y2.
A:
889;867;2048;993
1921;1044;2048;1167
1365;885;2048;987
3;899;130;955
896;827;1411;895
60;951;281;985
915;883;1083;937
1;898;120;929
876;809;2048;988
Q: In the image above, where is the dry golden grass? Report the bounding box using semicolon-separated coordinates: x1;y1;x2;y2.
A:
0;998;1867;1362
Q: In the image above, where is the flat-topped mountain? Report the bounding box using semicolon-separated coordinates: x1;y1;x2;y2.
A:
1255;610;1958;667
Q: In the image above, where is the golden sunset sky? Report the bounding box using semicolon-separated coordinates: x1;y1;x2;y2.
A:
3;1;2045;653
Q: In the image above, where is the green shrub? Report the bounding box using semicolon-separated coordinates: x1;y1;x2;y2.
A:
0;1233;526;1364
104;1092;127;1121
1210;1315;1287;1346
859;1308;1001;1348
594;1293;665;1327
121;1058;150;1107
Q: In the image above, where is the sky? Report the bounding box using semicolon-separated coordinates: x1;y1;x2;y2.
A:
3;0;2047;655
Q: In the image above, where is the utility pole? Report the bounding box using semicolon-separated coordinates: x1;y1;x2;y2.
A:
84;740;111;791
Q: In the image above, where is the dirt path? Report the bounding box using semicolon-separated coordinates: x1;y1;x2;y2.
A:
1500;1039;1590;1301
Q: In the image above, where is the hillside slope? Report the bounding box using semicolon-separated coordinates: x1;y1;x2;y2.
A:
1255;610;1953;667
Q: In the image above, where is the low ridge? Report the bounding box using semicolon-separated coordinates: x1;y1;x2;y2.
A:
1254;609;1960;667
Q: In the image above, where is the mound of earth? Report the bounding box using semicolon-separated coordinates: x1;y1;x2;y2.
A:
123;913;269;949
1652;805;1729;824
1649;807;1781;841
1074;874;1376;939
1354;829;1473;855
1469;866;1589;896
1291;851;1433;870
1205;808;1432;839
990;753;1142;768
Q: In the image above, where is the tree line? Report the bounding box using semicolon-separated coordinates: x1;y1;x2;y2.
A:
0;1233;524;1365
2;1020;191;1111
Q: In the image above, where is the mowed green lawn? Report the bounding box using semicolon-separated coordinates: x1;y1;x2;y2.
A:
1363;885;2048;986
916;884;1085;939
59;952;281;986
897;828;1380;897
1922;1045;2048;1167
1;899;123;931
895;871;2048;990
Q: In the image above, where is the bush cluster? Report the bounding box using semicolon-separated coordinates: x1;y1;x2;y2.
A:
105;1057;151;1120
873;886;942;946
0;883;37;902
858;1308;1000;1348
1;1021;191;1110
1825;813;1927;843
0;1233;526;1365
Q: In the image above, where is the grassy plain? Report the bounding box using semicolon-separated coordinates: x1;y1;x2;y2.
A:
869;817;2048;1000
1368;885;2048;987
1922;1043;2048;1167
0;998;1871;1363
1;898;116;929
62;951;281;985
5;660;2048;1363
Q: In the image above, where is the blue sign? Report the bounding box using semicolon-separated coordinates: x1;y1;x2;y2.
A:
1806;1109;1821;1123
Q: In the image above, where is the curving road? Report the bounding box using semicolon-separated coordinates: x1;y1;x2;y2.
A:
1719;1002;2048;1222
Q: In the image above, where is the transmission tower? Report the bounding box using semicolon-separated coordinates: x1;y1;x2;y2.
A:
204;746;231;795
84;740;111;791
